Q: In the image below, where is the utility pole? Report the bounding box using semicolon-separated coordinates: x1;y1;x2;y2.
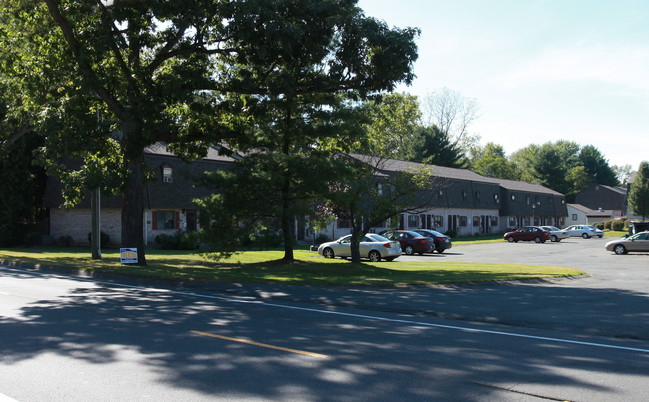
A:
91;187;102;259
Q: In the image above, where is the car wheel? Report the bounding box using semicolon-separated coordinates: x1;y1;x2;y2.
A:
437;248;445;254
534;236;541;243
582;233;590;239
368;250;381;262
322;248;335;259
551;235;558;242
614;244;627;255
507;236;514;243
405;245;415;255
598;235;603;238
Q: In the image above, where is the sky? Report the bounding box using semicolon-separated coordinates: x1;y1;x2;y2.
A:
357;0;649;171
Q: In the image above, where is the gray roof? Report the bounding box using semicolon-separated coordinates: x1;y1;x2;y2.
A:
145;142;239;162
349;154;563;196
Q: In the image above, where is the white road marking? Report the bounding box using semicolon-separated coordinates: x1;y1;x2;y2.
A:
3;266;649;354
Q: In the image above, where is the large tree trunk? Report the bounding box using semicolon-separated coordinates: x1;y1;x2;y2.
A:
122;155;147;265
121;119;147;266
350;225;362;264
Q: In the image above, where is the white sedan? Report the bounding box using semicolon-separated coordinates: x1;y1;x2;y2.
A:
563;225;604;239
540;226;570;242
318;233;402;262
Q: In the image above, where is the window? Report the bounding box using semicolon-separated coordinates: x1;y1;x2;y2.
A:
548;197;553;205
438;189;444;199
526;195;530;205
475;191;480;201
473;216;480;227
462;190;467;200
494;194;500;203
161;164;173;183
377;183;383;195
155;210;176;230
509;217;516;226
408;215;419;228
511;194;516;201
572;214;578;221
491;216;498;226
337;218;351;228
434;215;444;227
459;216;468;227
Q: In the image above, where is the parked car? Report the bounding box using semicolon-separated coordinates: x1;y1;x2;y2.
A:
318;233;402;262
503;226;550;243
563;225;604;239
379;230;435;255
604;231;649;255
540;226;569;242
413;229;453;253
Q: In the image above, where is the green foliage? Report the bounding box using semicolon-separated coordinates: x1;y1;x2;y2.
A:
469;142;519;179
155;231;200;250
2;0;419;264
507;141;618;197
611;220;625;231
87;231;111;248
445;229;458;238
628;161;649;220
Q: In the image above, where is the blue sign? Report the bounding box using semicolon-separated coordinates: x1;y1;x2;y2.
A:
120;248;138;264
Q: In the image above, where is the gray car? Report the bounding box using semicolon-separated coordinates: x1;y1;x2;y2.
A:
563;224;604;239
605;231;649;255
540;226;569;242
318;233;402;262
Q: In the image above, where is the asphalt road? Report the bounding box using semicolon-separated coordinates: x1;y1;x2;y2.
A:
0;240;649;401
1;237;649;401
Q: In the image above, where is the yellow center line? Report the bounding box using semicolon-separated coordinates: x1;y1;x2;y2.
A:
190;330;329;359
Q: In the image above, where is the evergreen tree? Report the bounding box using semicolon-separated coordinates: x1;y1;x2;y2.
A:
628;161;649;220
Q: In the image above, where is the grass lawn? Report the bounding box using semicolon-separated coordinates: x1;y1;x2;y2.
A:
0;247;583;287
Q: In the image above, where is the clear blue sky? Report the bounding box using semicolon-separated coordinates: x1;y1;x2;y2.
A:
358;0;649;171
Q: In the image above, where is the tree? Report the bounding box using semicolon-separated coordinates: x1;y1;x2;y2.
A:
362;93;422;161
413;125;467;168
578;145;619;186
612;164;633;186
469;142;519;180
565;166;594;202
530;143;570;195
318;155;436;263
628;161;649;220
195;0;419;262
2;0;417;264
420;87;481;153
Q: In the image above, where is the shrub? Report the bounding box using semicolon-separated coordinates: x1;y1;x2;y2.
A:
155;231;200;250
24;232;42;246
87;231;110;247
594;222;605;230
57;235;73;247
604;220;612;230
243;228;283;248
611;220;625;231
315;233;330;245
445;229;457;238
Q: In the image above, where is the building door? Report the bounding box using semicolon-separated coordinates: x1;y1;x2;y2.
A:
185;210;196;232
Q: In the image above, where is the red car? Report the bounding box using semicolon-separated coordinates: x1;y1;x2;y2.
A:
504;226;550;243
379;230;435;255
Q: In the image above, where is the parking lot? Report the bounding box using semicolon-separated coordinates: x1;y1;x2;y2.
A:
398;236;649;291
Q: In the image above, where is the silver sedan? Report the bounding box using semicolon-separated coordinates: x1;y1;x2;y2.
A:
540;226;569;242
605;231;649;255
318;233;402;262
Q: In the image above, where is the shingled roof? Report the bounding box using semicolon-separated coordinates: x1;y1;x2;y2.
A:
349;153;562;196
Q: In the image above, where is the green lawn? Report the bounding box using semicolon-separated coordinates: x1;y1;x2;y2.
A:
0;247;583;287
